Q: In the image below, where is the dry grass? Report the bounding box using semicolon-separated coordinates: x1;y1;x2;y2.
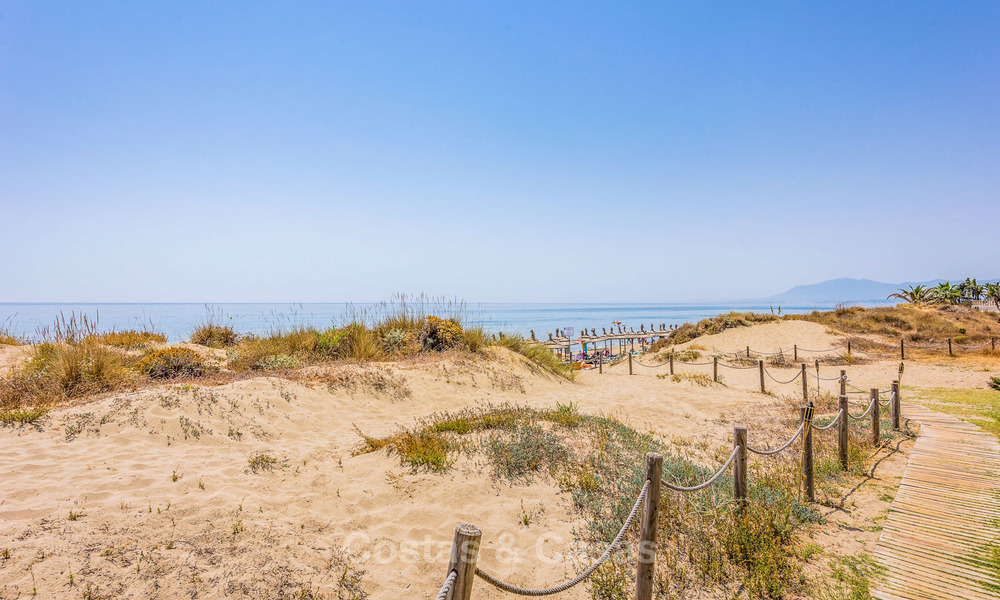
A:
792;305;1000;344
190;323;239;348
0;331;23;346
651;312;779;350
92;330;167;349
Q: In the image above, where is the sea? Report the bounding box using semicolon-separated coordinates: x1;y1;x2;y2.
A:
0;301;882;344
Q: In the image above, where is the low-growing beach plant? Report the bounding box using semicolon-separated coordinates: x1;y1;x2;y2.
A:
247;451;279;473
136;347;206;379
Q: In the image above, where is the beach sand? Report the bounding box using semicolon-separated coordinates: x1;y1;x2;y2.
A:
0;320;995;598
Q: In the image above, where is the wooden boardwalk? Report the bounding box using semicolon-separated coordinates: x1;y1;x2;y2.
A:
873;404;1000;600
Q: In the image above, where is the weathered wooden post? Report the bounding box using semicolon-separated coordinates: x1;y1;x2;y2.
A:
801;363;808;400
891;380;900;430
993;337;996;351
815;359;821;396
793;344;798;362
900;339;905;360
713;356;718;383
801;404;814;502
948;338;953;356
838;395;849;471
734;426;747;502
669;351;674;375
635;453;662;600
847;340;852;355
628;352;633;375
871;388;880;447
598;352;603;374
759;360;766;393
446;523;481;600
746;345;751;359
840;369;847;396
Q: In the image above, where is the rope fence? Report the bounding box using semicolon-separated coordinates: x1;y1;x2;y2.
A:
555;332;996;371
747;422;804;455
428;373;905;600
661;446;740;492
474;481;650;596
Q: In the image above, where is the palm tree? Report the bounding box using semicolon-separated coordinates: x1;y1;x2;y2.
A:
958;277;984;301
984;283;1000;309
930;282;962;305
887;285;931;304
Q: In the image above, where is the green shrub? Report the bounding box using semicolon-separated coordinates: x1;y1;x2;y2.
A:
419;315;463;350
483;423;570;480
135;348;206;379
190;323;239;348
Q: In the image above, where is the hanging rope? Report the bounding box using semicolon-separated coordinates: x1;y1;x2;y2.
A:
474;480;649;596
764;367;802;385
811;409;844;431
434;571;458;600
661;446;740;492
747;423;804;455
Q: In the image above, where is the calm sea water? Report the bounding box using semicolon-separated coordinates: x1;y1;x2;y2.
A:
0;302;868;344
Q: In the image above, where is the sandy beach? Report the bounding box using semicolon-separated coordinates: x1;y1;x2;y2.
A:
1;317;995;599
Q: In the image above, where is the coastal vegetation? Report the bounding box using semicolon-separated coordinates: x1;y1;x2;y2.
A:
0;300;573;424
887;278;1000;307
650;312;779;350
355;401;897;598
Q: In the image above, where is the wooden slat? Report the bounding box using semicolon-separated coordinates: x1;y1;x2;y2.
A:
873;404;1000;600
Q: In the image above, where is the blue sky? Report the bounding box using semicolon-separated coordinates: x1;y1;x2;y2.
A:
1;1;998;302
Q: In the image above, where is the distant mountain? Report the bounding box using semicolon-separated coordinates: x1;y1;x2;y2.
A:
764;278;950;305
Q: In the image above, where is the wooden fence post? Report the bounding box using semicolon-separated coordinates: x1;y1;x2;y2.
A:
815;359;821;396
635;453;662;600
446;523;481;600
746;345;751;359
734;426;747;502
900;339;905;360
891;380;900;430
628;352;633;375
598;352;603;374
801;404;814;502
847;340;852;355
871;389;880;447
801;363;808;401
669;351;674;375
948;338;953;356
794;344;798;362
713;356;718;383
993;337;996;351
838;395;849;471
840;369;847;396
759;360;766;393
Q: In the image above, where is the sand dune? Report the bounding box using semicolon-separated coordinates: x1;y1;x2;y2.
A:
0;320;994;598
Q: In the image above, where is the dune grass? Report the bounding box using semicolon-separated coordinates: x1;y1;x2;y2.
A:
792;304;999;344
355;403;830;598
0;330;23;346
93;330;167;349
0;300;572;419
651;312;779;350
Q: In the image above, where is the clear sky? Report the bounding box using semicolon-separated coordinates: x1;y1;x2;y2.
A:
2;1;998;303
